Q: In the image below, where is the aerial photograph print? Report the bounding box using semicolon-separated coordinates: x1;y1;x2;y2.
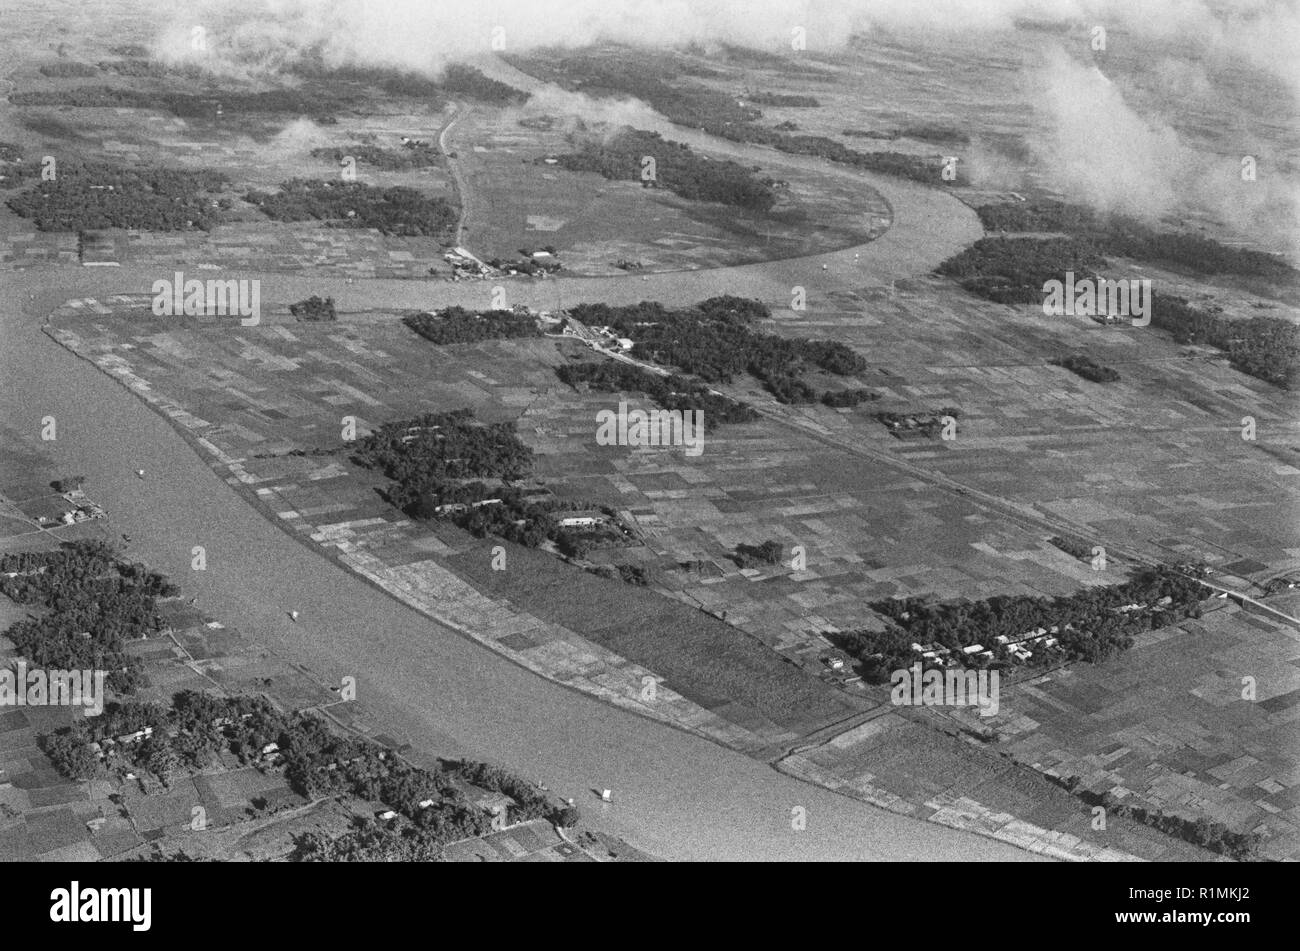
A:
0;0;1294;919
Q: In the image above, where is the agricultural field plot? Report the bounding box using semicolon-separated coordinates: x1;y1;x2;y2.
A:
42;300;1263;860
46;300;868;749
924;602;1300;861
768;277;1300;586
0;13;459;277
451;105;890;274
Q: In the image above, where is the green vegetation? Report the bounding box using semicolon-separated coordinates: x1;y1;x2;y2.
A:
438;63;530;103
38;61;99;78
744;91;820;107
403;307;541;344
51;475;87;493
289;296;337;322
1049;535;1096;562
821;388;879;408
732;540;785;569
513;53;962;185
353;411;629;556
874;411;954;438
567;296;866;404
554;129;778;211
936;236;1106;305
556;361;760;427
10;85;349;118
310;143;441;170
289;60;526;104
834;565;1206;682
6;161;229;231
898;124;971;145
977;199;1295;280
354;410;542;539
245;179;456;236
40;690;565;860
938;235;1298;388
1;541;179;693
1150;295;1298;389
1052;776;1264;860
485;254;562;276
1052;353;1121;383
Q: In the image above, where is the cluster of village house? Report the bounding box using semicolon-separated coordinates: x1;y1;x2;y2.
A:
909;628;1062;667
32;488;106;528
88;714;521;827
442;245;558;280
898;594;1180;669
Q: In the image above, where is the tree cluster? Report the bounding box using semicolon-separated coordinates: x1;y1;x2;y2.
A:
936;236;1107;304
310;144;441;171
567;296;866;405
834;565;1207;683
1;540;178;693
1151;295;1297;389
1053;777;1263;860
555;129;778;211
289;296;337;322
518;53;961;185
7;160;229;232
743;91;821;107
245;179;456;237
403;306;541;344
1051;353;1121;383
556;359;759;426
41;689;561;860
732;540;784;569
977;199;1296;280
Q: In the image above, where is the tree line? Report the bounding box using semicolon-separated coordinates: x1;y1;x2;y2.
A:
403;306;541;344
833;565;1207;682
245;179;457;237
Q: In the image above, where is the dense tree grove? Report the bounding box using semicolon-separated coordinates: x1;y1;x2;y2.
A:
555;129;778;211
289;296;337;321
977;199;1296;280
1150;295;1298;389
6;160;230;231
438;63;530;104
245;179;457;236
937;234;1298;388
352;410;558;545
310;143;441;170
821;388;879;408
1;541;178;693
556;360;760;427
403;307;541;344
291;61;528;104
515;54;963;185
10;85;350;118
1049;535;1095;561
567;296;866;404
352;409;534;490
733;540;785;568
352;410;631;557
936;237;1107;304
834;565;1207;683
1052;353;1121;383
